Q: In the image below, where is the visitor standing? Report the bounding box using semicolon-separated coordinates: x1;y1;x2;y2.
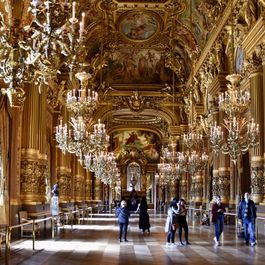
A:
116;200;130;242
165;198;179;248
136;197;151;233
178;198;190;245
238;192;257;246
212;195;225;246
51;184;59;216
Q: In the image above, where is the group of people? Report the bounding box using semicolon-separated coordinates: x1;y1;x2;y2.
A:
165;198;190;247
116;192;257;247
115;197;151;242
212;192;257;247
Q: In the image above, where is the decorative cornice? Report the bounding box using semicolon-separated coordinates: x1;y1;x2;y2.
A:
242;16;265;59
187;0;238;87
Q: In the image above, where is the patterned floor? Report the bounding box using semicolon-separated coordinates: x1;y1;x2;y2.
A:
1;212;265;265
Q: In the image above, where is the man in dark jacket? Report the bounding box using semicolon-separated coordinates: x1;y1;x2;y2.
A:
238;192;257;246
116;200;130;242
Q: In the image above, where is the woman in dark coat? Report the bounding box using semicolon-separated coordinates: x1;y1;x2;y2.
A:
137;197;150;233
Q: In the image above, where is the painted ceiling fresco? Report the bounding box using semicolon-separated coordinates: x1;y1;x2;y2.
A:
105;49;172;84
111;130;161;163
179;0;221;47
119;11;159;41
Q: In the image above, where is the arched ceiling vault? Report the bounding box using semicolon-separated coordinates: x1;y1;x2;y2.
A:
1;0;234;142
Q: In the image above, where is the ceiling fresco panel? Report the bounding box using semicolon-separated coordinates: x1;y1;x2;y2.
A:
111;130;162;162
106;48;172;84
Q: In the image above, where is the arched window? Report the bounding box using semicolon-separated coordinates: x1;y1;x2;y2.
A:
127;162;141;191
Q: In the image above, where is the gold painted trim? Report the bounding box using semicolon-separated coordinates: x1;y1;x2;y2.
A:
21;148;40;156
20;201;43;205
218;167;230;171
251;156;264;162
10;199;22;205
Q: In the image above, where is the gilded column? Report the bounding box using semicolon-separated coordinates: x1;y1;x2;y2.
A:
56;149;72;203
212;107;220;200
249;62;264;203
56;107;72;204
218;106;230;204
74;159;85;203
193;172;203;203
262;52;265;203
94;178;103;201
9;102;23;224
242;16;265;203
20;84;46;204
85;171;92;201
179;174;187;201
39;87;48;205
168;180;177;200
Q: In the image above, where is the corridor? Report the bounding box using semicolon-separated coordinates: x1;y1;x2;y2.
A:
2;212;265;265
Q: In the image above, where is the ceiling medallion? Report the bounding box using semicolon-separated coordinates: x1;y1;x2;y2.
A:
118;10;162;42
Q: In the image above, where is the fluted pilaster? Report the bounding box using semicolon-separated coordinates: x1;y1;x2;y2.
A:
193;173;203;203
85;171;92;201
250;67;264;203
94;178;103;201
20;84;47;203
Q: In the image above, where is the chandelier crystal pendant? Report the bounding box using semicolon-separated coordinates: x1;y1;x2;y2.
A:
66;71;98;117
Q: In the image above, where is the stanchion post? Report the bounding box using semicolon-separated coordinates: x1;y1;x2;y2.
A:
32;220;35;251
5;227;11;265
51;217;55;239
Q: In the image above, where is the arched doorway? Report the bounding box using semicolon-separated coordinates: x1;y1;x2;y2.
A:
127;162;141;191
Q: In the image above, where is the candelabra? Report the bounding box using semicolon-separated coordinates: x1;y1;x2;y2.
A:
66;71;98;117
210;74;259;163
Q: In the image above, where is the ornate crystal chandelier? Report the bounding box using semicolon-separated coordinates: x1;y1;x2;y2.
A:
185;150;208;176
181;91;208;175
210;74;259;163
0;16;27;106
157;138;184;184
55;116;91;160
89;119;110;152
219;74;250;116
21;1;87;85
66;71;98;117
